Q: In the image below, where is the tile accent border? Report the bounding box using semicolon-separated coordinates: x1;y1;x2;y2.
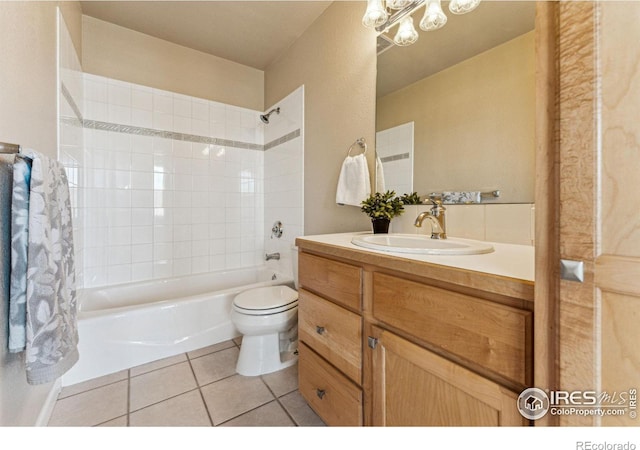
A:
61;81;301;152
264;129;301;151
83;119;265;151
380;152;410;163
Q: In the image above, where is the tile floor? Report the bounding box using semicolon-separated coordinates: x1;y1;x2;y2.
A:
48;338;325;427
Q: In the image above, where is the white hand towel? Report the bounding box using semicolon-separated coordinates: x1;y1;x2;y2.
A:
375;156;386;193
336;153;371;207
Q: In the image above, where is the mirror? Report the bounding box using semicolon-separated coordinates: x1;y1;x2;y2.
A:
375;1;536;204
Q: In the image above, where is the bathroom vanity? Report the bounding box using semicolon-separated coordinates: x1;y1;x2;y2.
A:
295;232;534;426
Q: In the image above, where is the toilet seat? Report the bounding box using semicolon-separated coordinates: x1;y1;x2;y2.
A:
233;286;298;316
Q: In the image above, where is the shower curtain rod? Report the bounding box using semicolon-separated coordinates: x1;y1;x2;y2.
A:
0;142;20;154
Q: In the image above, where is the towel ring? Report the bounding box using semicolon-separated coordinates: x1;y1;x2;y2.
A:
347;138;367;156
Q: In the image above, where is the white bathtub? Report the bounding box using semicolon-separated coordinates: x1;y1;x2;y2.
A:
62;266;293;386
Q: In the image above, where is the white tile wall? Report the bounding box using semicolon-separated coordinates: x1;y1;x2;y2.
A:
80;74;269;287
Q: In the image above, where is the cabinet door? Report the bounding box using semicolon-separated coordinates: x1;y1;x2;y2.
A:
370;326;527;426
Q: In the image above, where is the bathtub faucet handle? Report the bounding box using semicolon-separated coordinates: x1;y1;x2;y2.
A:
265;252;280;261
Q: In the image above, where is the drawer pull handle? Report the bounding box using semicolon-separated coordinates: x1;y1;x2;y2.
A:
316;389;326;400
316;326;326;335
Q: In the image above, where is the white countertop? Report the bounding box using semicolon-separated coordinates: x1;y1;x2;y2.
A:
297;232;535;282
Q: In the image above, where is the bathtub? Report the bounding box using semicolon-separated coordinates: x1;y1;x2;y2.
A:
62;266;293;387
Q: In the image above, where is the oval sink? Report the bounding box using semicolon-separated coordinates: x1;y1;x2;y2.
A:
351;234;494;255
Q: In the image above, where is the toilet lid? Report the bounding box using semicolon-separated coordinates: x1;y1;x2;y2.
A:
233;285;298;311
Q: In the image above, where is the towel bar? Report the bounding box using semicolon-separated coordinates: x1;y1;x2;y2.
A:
347;138;367;156
0;142;20;154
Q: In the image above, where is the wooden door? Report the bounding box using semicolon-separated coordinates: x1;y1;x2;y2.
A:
540;1;640;426
369;326;526;426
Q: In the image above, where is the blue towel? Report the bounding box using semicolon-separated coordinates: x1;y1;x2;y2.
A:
8;157;31;353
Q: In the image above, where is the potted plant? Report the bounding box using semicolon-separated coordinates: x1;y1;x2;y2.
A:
361;190;405;234
400;192;423;205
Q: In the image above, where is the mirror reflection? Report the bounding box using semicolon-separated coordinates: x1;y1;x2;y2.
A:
375;1;536;204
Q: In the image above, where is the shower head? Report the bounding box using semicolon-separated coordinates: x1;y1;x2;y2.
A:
260;107;280;124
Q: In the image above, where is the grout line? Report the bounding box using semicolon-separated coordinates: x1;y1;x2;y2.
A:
128;386;202;415
92;414;128;427
186;353;215;427
57;376;129;400
129;357;189;379
259;375;299;427
215;399;280;427
126;369;131;426
186;342;237;361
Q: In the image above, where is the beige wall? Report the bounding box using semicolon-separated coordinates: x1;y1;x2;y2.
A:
377;31;535;204
0;1;80;159
265;2;377;235
82;15;264;110
0;1;82;426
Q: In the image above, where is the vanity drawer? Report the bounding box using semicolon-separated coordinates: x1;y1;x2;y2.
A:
298;342;363;426
299;288;362;383
298;252;362;311
372;272;532;386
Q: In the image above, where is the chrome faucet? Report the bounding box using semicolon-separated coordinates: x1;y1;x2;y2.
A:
414;200;447;239
265;252;281;261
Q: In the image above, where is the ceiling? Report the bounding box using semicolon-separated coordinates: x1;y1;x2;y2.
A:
377;1;536;97
80;1;535;94
80;1;333;70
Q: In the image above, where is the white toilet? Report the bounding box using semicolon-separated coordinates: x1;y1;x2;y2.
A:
231;249;299;376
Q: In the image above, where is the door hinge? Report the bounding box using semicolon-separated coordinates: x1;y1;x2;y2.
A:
368;336;378;349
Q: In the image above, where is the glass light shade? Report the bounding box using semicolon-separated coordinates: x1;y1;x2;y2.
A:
448;0;481;15
393;16;419;46
387;0;413;10
419;0;447;31
362;0;388;28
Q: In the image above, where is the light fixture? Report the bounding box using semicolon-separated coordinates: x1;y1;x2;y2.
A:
362;0;481;47
362;0;388;28
394;16;419;46
420;0;447;31
449;0;481;15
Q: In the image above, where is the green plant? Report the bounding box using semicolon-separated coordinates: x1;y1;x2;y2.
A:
361;191;405;220
400;192;422;205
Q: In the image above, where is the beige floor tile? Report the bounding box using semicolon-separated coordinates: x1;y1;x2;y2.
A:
59;370;128;399
129;353;187;377
97;416;128;427
48;380;128;426
190;347;239;386
187;339;237;360
130;362;197;411
279;391;326;426
261;364;298;397
130;390;211;427
220;400;295;427
201;374;274;425
232;336;242;346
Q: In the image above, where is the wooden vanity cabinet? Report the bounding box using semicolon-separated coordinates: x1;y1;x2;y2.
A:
296;244;533;427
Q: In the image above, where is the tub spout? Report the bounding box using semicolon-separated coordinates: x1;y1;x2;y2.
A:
266;252;280;261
